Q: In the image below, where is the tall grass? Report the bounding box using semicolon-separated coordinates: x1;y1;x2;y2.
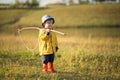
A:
0;28;120;80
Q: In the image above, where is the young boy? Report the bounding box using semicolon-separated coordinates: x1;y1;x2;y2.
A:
39;15;59;73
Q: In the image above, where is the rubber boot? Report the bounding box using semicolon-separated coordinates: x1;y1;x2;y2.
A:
47;62;56;73
42;64;47;73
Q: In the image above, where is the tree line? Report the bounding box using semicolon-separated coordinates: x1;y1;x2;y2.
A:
14;0;39;8
13;0;119;7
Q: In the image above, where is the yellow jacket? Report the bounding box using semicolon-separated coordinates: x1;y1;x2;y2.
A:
38;29;58;55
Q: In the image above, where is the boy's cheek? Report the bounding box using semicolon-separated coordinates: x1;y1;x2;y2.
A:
44;24;49;28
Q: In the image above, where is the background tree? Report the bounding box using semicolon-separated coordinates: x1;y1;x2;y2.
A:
25;0;31;7
15;0;20;6
31;0;39;7
96;0;106;2
69;0;74;5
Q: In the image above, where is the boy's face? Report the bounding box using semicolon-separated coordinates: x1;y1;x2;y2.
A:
44;19;53;29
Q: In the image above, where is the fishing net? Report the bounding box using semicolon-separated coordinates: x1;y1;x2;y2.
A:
18;28;39;51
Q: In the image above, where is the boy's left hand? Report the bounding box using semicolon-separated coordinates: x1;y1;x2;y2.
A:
56;46;59;52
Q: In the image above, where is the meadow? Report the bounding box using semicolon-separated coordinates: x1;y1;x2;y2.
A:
0;28;120;80
0;4;120;80
0;3;120;32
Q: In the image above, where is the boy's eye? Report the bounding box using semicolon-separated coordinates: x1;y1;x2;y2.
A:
46;20;53;24
46;21;52;24
48;22;51;24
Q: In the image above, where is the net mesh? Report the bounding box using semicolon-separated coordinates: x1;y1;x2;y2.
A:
18;29;39;51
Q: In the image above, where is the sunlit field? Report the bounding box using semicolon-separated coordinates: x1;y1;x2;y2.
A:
0;28;120;80
0;4;120;31
0;3;120;80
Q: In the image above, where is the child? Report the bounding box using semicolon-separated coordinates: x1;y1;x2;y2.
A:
39;15;59;73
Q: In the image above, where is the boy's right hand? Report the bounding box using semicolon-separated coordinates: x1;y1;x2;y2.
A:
45;28;51;35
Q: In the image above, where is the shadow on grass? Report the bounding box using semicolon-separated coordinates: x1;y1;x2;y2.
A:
0;71;119;80
57;71;93;80
56;71;120;80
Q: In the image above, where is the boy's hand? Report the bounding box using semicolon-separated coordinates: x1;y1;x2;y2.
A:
45;28;51;32
45;28;51;35
56;46;59;52
17;26;23;30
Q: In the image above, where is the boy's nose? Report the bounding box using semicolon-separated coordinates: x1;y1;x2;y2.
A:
49;23;53;26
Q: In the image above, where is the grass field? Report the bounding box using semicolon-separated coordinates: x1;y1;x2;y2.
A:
0;4;120;80
12;4;120;27
0;28;120;80
0;4;120;32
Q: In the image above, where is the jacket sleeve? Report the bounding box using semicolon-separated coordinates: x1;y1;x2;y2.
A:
39;29;49;41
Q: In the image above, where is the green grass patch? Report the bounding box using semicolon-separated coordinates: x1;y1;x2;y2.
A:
0;50;120;80
14;4;120;28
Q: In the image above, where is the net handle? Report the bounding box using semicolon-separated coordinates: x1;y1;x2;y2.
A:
18;27;65;51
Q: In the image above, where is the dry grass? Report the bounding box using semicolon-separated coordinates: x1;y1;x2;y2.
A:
0;28;120;79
